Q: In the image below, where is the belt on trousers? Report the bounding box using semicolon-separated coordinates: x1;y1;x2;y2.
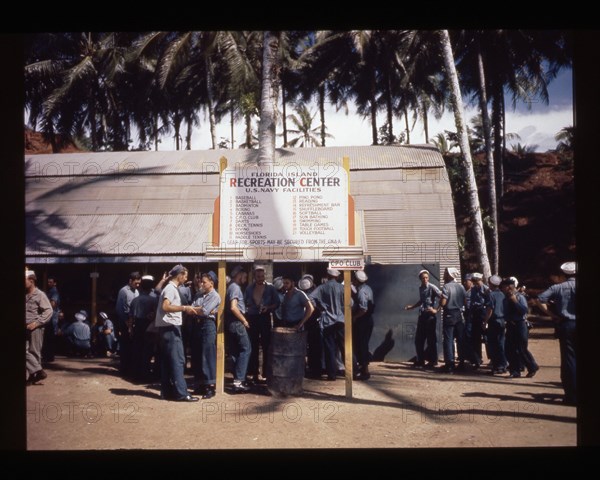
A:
193;316;214;323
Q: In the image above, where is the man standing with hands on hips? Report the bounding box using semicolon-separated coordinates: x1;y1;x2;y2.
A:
155;264;199;402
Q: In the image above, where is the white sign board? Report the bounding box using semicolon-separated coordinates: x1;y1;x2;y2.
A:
328;258;365;271
220;161;348;248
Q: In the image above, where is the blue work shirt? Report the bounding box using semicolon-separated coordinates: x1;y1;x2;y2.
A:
281;288;311;324
96;319;117;341
537;277;576;322
64;320;91;343
488;289;506;319
226;282;246;321
418;283;441;313
309;279;345;325
505;292;529;322
116;284;138;325
178;285;192;306
245;282;280;315
355;283;375;315
441;280;466;311
470;284;490;309
192;289;221;320
130;292;159;321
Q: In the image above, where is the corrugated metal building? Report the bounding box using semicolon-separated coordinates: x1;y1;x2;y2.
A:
25;145;460;361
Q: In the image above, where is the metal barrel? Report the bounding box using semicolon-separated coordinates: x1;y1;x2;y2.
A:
267;327;307;397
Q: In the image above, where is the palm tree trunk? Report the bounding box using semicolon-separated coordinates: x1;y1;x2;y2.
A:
205;57;217;150
258;31;279;164
492;87;503;201
477;43;499;274
404;106;410;144
173;112;181;151
318;83;326;147
423;103;429;144
501;93;506;197
185;116;193;150
153;114;159;151
386;76;393;143
439;29;491;279
282;85;288;147
370;71;378;145
230;102;235;149
245;113;252;148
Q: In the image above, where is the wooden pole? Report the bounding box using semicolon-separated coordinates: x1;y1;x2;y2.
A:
216;260;226;394
344;269;353;398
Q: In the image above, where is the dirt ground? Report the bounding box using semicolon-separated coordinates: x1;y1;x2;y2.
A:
26;320;576;450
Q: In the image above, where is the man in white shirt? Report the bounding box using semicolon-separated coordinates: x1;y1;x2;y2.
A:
155;264;199;402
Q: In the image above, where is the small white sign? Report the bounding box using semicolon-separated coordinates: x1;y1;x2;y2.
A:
328;258;365;271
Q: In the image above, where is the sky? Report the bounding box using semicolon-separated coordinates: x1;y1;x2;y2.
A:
161;68;573;153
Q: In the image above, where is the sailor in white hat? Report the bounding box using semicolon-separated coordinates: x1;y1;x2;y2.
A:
308;267;346;380
536;262;577;404
404;269;442;369
25;269;53;385
466;272;490;369
438;267;468;373
484;275;508;374
352;270;375;380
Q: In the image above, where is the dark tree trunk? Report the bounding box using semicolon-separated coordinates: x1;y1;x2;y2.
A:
423;103;429;144
205;57;217;150
386;75;393;143
318;83;326;147
185;115;193;150
404;107;410;144
477;42;499;274
230;102;235;149
173;112;181;151
245;112;252;149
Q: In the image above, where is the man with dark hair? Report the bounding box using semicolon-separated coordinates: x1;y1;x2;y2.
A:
405;269;441;370
309;269;345;381
190;271;221;399
281;275;314;330
467;273;490;369
245;265;279;383
130;275;159;380
536;262;576;404
226;265;251;393
25;270;53;385
115;271;142;376
155;265;199;402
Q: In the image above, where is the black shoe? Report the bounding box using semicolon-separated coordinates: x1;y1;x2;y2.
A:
437;366;454;374
492;368;507;375
424;362;437;370
455;363;466;372
326;376;336;381
525;368;539;378
175;394;200;402
32;370;47;383
356;372;370;381
413;361;425;368
202;389;216;399
232;383;251;393
472;362;481;370
508;372;521;378
193;386;207;395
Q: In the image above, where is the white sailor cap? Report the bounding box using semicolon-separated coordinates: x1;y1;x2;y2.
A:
489;275;502;286
472;273;483;281
355;270;368;282
327;268;341;277
560;262;576;275
446;267;460;279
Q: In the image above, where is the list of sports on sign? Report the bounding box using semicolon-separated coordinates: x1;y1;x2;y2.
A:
220;161;348;247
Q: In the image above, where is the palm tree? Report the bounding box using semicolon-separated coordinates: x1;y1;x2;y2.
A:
431;132;452;156
25;32;136;151
439;29;492;279
286;103;333;147
555;126;574;152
